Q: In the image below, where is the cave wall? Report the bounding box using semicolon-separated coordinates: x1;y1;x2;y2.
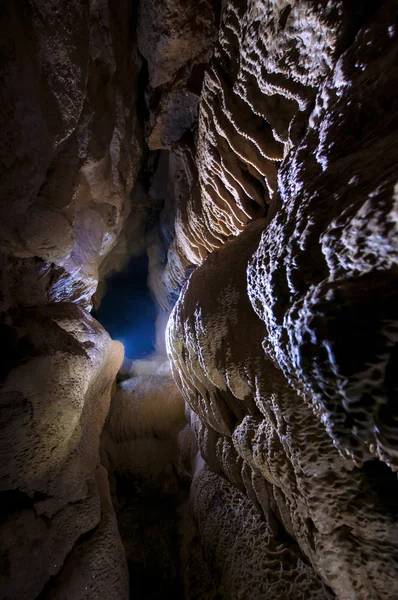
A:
0;1;142;597
0;0;143;309
0;305;127;599
1;0;398;599
166;0;398;598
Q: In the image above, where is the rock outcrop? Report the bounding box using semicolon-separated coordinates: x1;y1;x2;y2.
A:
167;3;398;597
179;427;334;600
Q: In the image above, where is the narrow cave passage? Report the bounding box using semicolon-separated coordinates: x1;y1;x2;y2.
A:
94;252;188;600
92;254;157;360
1;0;398;598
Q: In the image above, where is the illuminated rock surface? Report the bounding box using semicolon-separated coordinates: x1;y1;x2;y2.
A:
1;0;397;598
0;0;143;308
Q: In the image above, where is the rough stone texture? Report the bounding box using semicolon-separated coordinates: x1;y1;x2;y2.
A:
0;0;143;309
137;0;219;88
167;223;398;599
248;0;398;469
1;0;398;597
187;459;334;600
101;363;187;599
166;0;377;280
0;303;127;599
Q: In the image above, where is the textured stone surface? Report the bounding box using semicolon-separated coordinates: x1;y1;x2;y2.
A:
248;0;398;469
0;0;143;309
0;303;126;599
1;0;398;597
137;0;218;88
167;223;398;599
187;459;334;600
166;0;377;279
101;364;187;599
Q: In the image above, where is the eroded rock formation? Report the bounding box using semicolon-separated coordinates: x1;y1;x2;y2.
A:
1;0;398;598
166;0;398;598
168;222;398;598
0;0;143;309
248;0;398;469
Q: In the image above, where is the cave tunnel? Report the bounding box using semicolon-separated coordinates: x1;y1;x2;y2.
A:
1;0;398;599
92;254;157;361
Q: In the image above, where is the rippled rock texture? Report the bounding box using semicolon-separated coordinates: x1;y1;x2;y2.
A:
168;222;398;599
167;1;398;597
165;0;378;284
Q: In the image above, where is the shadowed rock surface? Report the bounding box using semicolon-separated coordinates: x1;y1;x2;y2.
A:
0;304;127;599
167;222;398;599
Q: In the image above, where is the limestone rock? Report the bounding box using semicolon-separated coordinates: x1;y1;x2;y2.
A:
101;369;185;487
0;303;126;599
168;0;374;275
248;0;398;469
0;0;143;309
187;460;335;600
167;223;398;599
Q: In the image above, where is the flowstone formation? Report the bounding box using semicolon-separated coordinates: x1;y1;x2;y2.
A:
167;0;398;599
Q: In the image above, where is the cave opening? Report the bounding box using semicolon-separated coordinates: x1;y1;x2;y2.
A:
92;253;157;360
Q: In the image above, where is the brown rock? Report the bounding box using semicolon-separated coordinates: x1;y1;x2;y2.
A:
0;303;125;599
0;0;143;309
137;0;218;88
167;222;398;598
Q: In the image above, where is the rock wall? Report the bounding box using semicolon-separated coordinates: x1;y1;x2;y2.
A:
1;0;398;598
0;1;142;597
248;0;398;469
0;0;143;309
163;0;383;289
0;304;127;599
167;0;398;598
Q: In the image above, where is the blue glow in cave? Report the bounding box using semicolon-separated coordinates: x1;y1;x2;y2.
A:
93;254;156;360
